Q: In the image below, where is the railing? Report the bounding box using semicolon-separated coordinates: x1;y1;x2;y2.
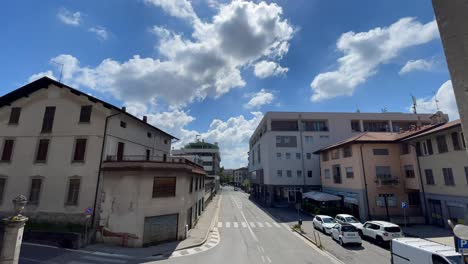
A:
374;177;399;186
104;155;203;168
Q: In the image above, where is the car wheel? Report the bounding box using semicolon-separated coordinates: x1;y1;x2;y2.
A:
339;238;344;246
358;230;363;237
376;236;384;245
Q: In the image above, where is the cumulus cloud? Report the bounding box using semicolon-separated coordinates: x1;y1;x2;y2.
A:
254;60;288;78
399;59;433;75
89;26;109;40
57;8;82;26
310;17;439;101
28;71;56;82
32;0;294;108
411;80;459;120
244;89;274;109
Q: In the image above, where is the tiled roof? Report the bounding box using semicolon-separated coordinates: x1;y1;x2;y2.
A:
402;120;461;141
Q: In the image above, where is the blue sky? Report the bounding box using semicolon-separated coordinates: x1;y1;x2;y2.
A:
0;0;458;168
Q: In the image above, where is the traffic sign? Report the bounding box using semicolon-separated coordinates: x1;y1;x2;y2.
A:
459;238;468;249
401;202;407;209
85;207;93;216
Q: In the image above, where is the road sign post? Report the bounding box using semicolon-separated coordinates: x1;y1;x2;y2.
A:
84;207;93;244
401;202;407;228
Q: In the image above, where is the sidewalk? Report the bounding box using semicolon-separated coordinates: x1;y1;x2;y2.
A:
402;225;455;247
84;194;220;258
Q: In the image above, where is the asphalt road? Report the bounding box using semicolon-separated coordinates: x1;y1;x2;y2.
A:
20;187;338;264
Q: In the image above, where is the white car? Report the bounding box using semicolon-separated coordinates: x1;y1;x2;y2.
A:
331;223;362;246
335;214;363;229
358;221;403;244
312;215;336;235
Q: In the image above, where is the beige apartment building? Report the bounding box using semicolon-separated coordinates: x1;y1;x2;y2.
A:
0;77;175;225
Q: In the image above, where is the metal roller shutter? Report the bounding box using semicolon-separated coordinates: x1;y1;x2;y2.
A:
143;214;178;245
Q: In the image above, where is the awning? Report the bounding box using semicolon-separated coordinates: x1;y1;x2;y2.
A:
344;197;359;205
302;191;341;202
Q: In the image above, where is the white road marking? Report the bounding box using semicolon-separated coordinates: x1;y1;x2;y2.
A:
242;222;247;228
259;246;265;253
257;222;264;228
250;222;256;228
233;222;239;228
218;222;223;228
265;222;272;227
226;222;231;228
282;223;290;229
82;255;127;263
266;256;272;263
241;211;258;242
273;222;281;228
261;255;266;263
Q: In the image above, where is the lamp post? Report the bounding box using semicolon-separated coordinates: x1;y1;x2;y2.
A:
0;195;29;264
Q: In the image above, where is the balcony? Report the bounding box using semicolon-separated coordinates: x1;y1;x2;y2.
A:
374;177;399;186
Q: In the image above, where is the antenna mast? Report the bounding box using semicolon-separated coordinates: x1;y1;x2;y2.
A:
411;95;418;114
433;91;440;111
51;61;64;82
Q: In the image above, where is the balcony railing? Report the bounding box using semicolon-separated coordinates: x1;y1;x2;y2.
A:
374;177;399;186
105;155;203;168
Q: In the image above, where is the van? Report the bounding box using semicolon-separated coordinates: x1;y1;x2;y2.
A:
391;238;467;264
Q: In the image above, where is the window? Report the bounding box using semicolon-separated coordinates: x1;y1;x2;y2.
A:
0;178;6;204
324;169;331;179
147;132;152;138
331;149;340;159
164;139;168;144
285;153;291;160
271;121;298;131
332;165;342;184
373;149;389;155
257;144;261;163
305;136;313;143
364;121;389;132
343;146;352;157
307;171;312;178
120;121;127;128
296;153;301;160
303;121;328;131
153;177;176;197
306;153;312;160
443;168;455;186
146;149;150;161
66;178;81;205
376;166;392;179
79;105;92;123
117;142;125;161
276;136;297;147
322;152;329;161
41;106;56;133
8;107;21;125
415;142;422;156
423;139;434;155
462;133;466;149
277;170;282;177
376;194;397;207
320;135;329;139
408;192;421;206
465;167;468;184
436;135;448;153
35;139;50;162
73;139;87;162
345;167;354;178
28;178;42;204
297;170;302;178
404;165;415;178
425;169;435;185
1;139;14;162
351;120;361;132
400;143;410;155
451;132;462;150
286;170;292;177
190;177;193;193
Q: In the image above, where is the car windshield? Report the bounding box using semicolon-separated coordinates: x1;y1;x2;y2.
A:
445;255;463;264
341;225;357;232
344;217;359;223
384;227;401;232
322;218;335;223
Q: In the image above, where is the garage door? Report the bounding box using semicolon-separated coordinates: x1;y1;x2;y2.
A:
143;214;178;245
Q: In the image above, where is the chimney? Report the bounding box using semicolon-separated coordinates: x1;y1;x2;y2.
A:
430;111;449;125
143;116;147;123
121;106;126;112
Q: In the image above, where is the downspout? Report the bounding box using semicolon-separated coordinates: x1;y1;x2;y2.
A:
411;143;429;224
91;112;120;227
299;114;306;195
360;144;372;221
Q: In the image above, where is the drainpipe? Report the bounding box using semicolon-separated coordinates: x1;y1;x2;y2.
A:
299;114;306;198
360;144;372;221
411;142;429;224
91;112;121;227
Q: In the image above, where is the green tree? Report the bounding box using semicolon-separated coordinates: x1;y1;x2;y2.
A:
242;178;251;190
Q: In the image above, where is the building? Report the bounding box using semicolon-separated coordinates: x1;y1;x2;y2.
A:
248;111;435;207
98;156;207;247
404;120;468;228
0;77;176;225
233;167;248;187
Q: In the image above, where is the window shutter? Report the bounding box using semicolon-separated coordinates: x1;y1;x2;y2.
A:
73;139;87;161
36;139;50;162
79;105;92;123
8;107;21;124
41;107;56;132
1;140;14;161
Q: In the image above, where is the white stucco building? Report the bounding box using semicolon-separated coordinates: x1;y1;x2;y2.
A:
0;77;176;225
248;111;437;206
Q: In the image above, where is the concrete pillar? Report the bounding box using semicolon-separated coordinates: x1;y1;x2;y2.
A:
359;120;364;132
0;218;27;264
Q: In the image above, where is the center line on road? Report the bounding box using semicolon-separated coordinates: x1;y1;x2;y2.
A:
233;222;239;228
241;211;258;242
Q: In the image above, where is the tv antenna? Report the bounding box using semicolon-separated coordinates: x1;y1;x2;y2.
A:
411;94;418;114
356;105;360;113
51;61;64;82
433;90;440;111
381;107;388;113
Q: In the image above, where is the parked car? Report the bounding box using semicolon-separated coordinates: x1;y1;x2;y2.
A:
358;221;403;244
391;237;465;264
234;187;239;191
312;215;336;235
331;223;362;246
335;214;363;229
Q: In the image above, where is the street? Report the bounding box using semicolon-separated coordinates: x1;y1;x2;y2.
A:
20;187;338;264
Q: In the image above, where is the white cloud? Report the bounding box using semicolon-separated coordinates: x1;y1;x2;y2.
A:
244;89;274;109
254;60;288;78
89;26;109;40
57;8;82;26
399;59;433;75
32;0;294;108
28;71;56;82
310;17;439;101
144;0;199;23
412;80;459;120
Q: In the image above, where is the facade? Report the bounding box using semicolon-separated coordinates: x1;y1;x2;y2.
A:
248;111;434;207
233;167;248;187
0;77;176;225
404;120;468;228
98;157;206;247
